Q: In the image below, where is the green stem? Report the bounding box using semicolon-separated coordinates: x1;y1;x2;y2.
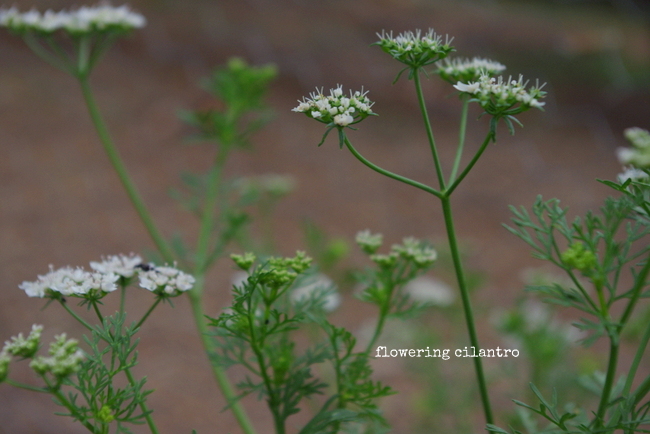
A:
628;319;650;404
42;376;98;433
187;278;257;434
449;97;470;183
445;129;494;196
124;368;159;434
60;301;94;331
595;339;619;427
194;162;224;276
413;70;446;190
134;298;162;330
343;136;442;199
5;378;49;393
77;77;175;264
441;196;493;425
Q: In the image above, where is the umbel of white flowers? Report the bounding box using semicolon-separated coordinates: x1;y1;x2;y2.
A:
19;254;195;299
0;4;145;34
617;127;650;168
292;85;375;127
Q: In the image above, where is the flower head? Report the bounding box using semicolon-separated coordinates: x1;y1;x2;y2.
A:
137;264;195;297
29;334;85;380
292;85;375;128
355;230;384;255
3;324;43;359
375;29;454;69
454;73;546;121
90;253;143;279
617;127;650;168
0;4;145;35
437;57;506;84
19;265;119;299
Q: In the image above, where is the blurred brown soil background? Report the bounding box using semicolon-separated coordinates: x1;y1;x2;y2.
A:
1;0;649;432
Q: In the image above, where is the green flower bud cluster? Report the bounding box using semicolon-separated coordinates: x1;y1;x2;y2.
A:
3;324;43;359
370;237;437;269
436;57;506;84
454;73;546;117
0;351;9;383
617;127;650;169
375;29;454;69
232;252;257;272
30;334;85;380
561;242;598;274
355;230;384;254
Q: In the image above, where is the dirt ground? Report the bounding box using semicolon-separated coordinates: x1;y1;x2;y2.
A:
1;0;649;433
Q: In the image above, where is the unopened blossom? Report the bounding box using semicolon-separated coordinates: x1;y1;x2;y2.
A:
0;4;145;35
291;274;341;312
437;57;506;84
3;324;43;359
617;127;650;168
19;265;119;298
375;29;454;68
90;253;142;279
0;351;9;383
292;85;375;127
391;237;438;267
30;334;85;380
356;230;384;254
138;264;195;296
454;73;546;116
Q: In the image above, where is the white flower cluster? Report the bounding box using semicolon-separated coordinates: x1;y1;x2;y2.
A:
437;57;506;84
138;265;195;296
19;265;120;298
292;85;374;127
3;324;43;359
30;334;85;380
18;253;194;299
375;29;454;67
453;73;546;114
90;253;143;278
617;127;650;168
0;4;145;34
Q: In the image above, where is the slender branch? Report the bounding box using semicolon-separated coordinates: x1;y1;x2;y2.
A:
413;70;446;190
186;277;258;434
124;368;159;434
60;300;94;331
441;196;493;424
595;339;620;427
445;129;494;196
194;163;224;276
134;297;162;330
343;136;443;199
77;77;175;263
449;96;470;183
5;378;49;393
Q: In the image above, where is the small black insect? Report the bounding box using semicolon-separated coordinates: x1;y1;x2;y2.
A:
135;263;155;272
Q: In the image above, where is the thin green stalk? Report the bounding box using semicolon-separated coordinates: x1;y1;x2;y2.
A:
413;71;446;190
5;379;49;393
627;319;650;402
449;97;470;183
77;78;175;264
343;136;442;199
445;129;494;196
595;339;620;427
60;301;94;331
124;368;159;434
441;196;493;425
194;163;224;275
134;298;162;330
42;376;98;433
187;277;257;434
